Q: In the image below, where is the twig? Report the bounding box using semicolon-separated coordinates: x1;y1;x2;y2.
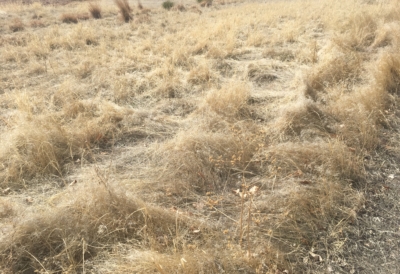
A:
82;238;86;274
25;249;49;274
247;194;252;258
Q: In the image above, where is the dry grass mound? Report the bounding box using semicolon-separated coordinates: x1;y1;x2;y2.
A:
0;184;202;273
0;100;134;187
205;81;250;118
151;118;261;194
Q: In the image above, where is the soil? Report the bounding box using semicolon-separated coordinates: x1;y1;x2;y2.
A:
308;113;400;273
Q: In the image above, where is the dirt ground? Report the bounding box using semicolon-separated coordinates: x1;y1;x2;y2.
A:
311;126;400;273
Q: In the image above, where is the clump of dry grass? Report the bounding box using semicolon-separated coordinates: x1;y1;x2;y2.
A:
151;118;261;193
0;183;202;273
333;12;377;51
199;0;212;7
259;141;364;183
0;99;133;187
30;19;45;28
187;62;214;85
370;22;400;49
304;53;363;101
61;13;78;24
88;2;102;19
374;51;400;95
271;100;337;140
205;81;250;118
0;199;15;219
263;48;295;62
77;12;90;21
100;246;263;273
172;4;186;12
9;18;24;32
272;180;364;266
115;0;133;22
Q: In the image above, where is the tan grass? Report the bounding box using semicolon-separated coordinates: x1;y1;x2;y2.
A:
0;0;399;272
29;19;45;28
61;13;78;24
77;12;90;21
0;183;203;272
9;18;24;32
115;0;132;22
88;2;102;19
205;81;250;118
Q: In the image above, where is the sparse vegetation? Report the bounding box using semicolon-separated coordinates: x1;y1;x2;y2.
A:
1;0;400;273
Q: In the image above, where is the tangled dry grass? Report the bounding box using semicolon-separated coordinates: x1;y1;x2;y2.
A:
1;0;400;273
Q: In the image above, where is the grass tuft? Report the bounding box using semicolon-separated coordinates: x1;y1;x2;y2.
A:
30;19;45;28
0;184;200;273
9;18;24;32
89;2;102;19
199;0;212;7
61;13;78;24
115;0;133;22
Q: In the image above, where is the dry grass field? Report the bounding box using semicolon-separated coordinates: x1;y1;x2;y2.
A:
1;0;400;273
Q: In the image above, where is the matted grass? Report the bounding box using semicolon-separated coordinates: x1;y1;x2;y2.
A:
0;0;400;273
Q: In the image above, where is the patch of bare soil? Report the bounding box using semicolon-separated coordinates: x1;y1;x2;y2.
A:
307;115;400;273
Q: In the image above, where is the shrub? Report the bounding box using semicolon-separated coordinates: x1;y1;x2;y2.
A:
115;0;132;22
162;0;174;10
61;13;78;24
89;2;102;19
9;18;24;32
